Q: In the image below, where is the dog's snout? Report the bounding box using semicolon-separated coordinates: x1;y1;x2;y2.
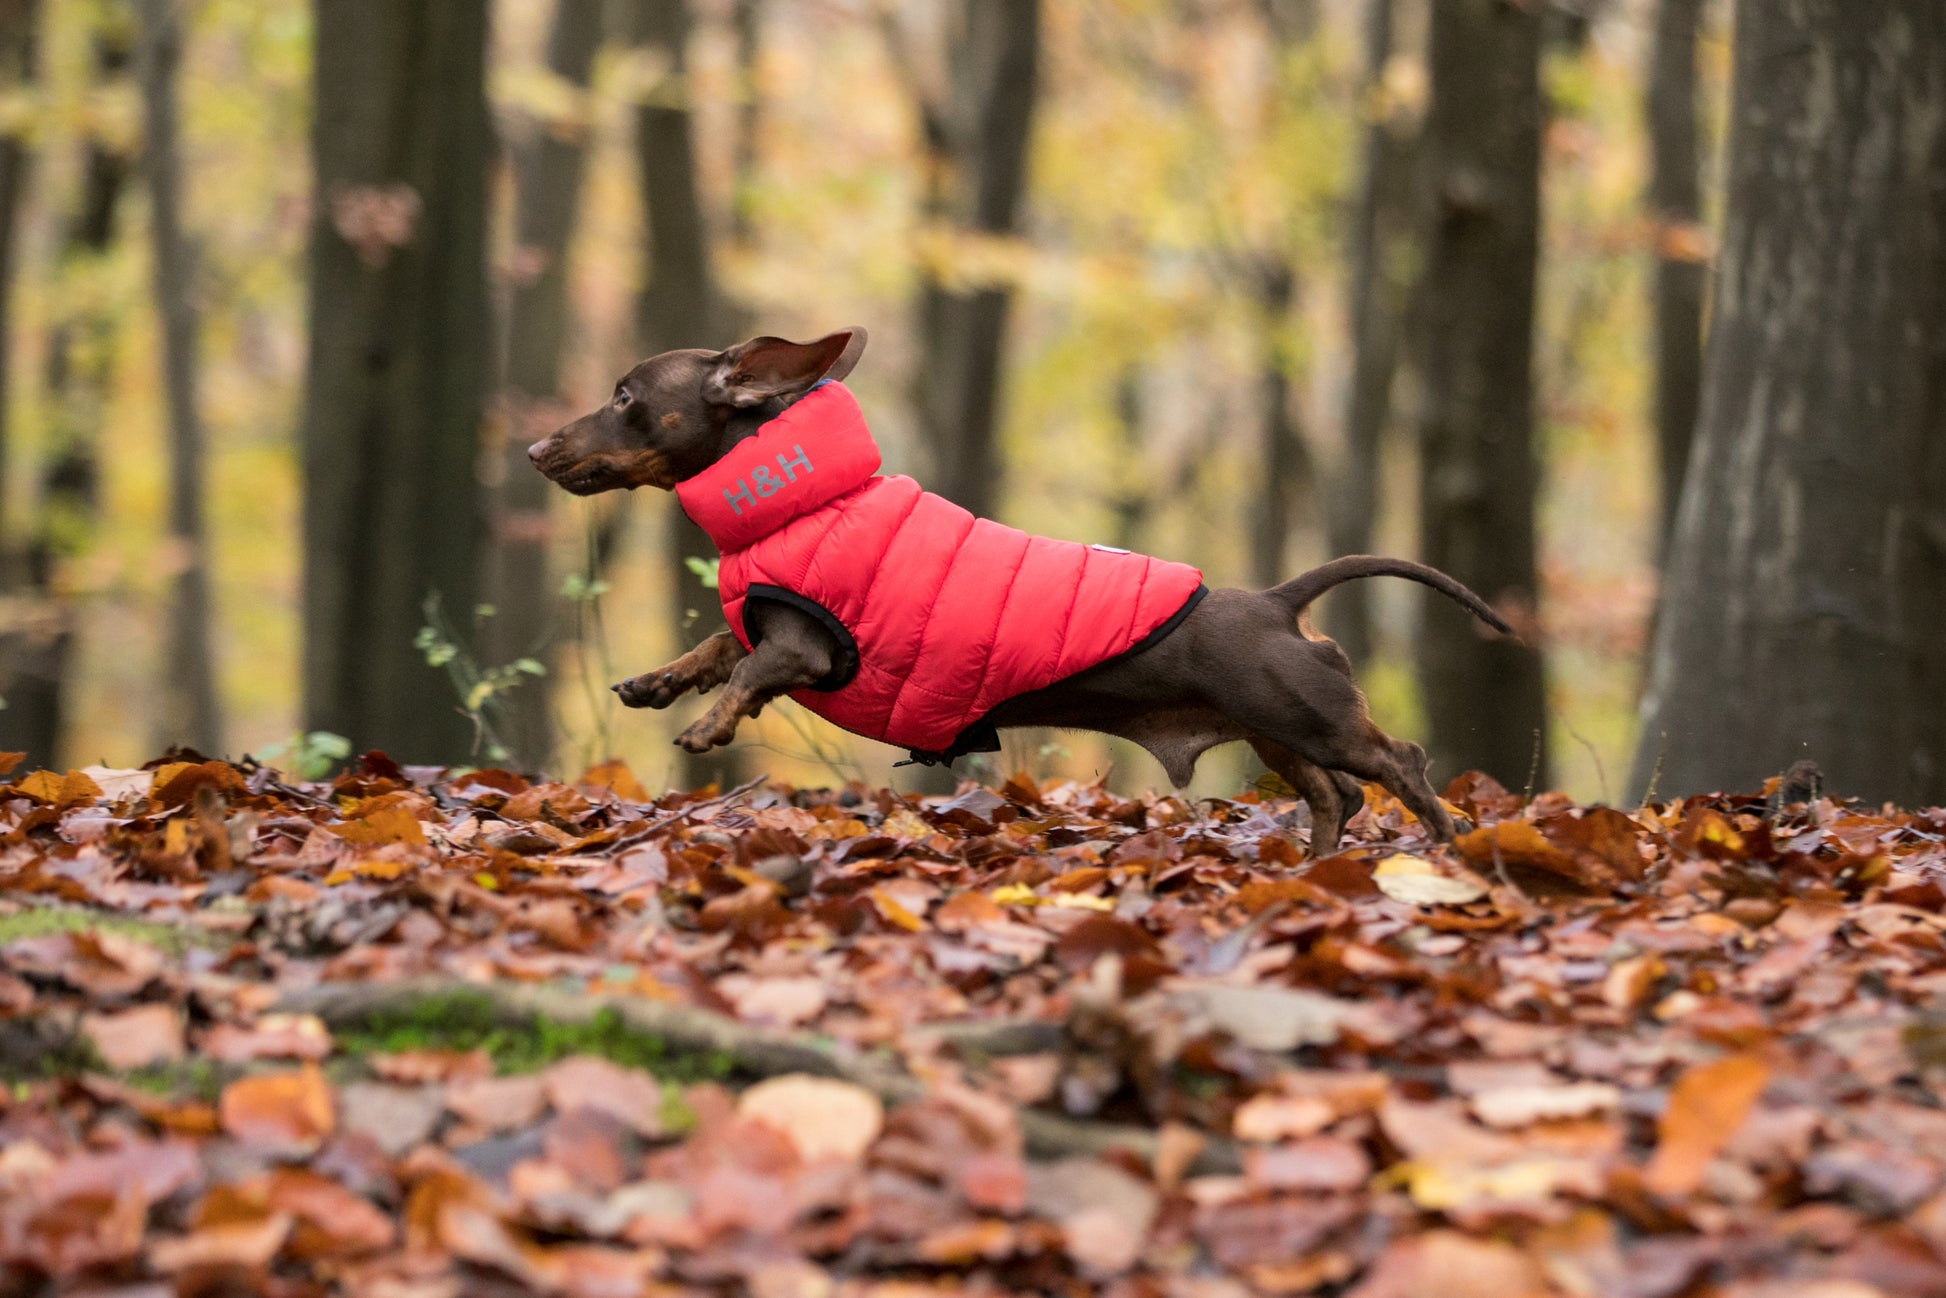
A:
527;439;550;465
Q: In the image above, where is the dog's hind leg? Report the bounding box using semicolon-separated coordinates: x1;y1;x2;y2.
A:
1249;737;1362;856
1211;646;1456;843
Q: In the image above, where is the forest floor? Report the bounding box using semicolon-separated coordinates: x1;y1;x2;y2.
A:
2;752;1946;1297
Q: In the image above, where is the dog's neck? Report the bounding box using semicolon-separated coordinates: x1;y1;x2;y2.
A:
706;391;803;473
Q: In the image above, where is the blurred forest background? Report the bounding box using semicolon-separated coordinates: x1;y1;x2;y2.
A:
0;0;1936;808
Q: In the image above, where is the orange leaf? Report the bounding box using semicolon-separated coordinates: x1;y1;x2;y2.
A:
872;885;927;932
150;760;248;809
579;759;650;803
15;767;103;809
333;805;427;846
0;751;23;776
1455;819;1618;894
220;1064;336;1155
1643;1052;1769;1197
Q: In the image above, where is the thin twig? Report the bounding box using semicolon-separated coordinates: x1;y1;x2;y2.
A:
594;774;769;855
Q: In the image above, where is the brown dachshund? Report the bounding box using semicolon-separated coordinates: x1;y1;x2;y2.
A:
529;329;1513;850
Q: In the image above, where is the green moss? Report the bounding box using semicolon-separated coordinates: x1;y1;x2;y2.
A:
0;905;212;956
118;1058;224;1102
332;991;739;1085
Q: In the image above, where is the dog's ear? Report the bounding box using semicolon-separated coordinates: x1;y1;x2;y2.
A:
702;328;868;407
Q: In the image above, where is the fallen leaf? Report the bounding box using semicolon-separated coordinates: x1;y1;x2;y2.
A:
82;1004;185;1070
1373;854;1490;906
736;1074;883;1162
219;1065;336;1155
1644;1052;1771;1197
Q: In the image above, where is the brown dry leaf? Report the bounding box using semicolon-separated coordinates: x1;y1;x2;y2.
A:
543;1055;666;1136
1469;1080;1622;1129
78;765;156;802
1026;1158;1158;1278
718;974;828;1027
1347;1229;1549;1298
334;804;428;846
219;1064;336;1155
201;1013;334;1062
578;759;650;804
148;1213;293;1273
1372;854;1489;906
81;1003;186;1070
1644;1052;1771;1197
149;760;248;809
1456;819;1619;893
445;1073;548;1132
15;767;105;809
264;1167;398;1259
368;1047;492;1084
736;1074;883;1162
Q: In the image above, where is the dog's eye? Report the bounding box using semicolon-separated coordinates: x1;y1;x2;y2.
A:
613;389;632;409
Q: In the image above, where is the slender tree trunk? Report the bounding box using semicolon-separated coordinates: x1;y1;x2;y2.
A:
907;0;1040;519
1249;264;1317;592
301;1;492;763
0;11;130;768
1646;0;1705;559
728;0;762;248
136;0;221;756
487;0;604;772
1324;0;1416;665
1108;371;1148;553
0;0;34;558
632;0;738;788
1414;0;1548;789
1631;0;1946;806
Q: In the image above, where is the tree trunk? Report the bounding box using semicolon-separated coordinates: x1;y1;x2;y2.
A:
1646;0;1705;559
1323;0;1416;665
1414;0;1548;790
1249;263;1317;592
1630;0;1946;806
0;0;34;557
632;0;738;789
907;0;1040;519
0;0;40;756
301;1;492;763
136;0;221;757
0;11;130;769
486;0;604;773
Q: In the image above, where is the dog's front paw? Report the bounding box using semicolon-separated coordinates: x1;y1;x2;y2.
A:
613;671;683;709
676;715;736;753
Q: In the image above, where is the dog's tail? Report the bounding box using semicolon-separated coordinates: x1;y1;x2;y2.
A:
1266;556;1515;637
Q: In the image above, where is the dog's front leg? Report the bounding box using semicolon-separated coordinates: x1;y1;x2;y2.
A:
674;608;834;753
614;631;746;709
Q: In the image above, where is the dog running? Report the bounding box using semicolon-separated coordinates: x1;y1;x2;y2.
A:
527;328;1513;850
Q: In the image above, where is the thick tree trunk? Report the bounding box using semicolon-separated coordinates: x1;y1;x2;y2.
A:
1323;0;1415;665
0;12;130;768
301;2;492;763
136;0;221;757
1630;0;1946;806
908;0;1040;519
0;0;41;757
486;0;604;772
1414;0;1548;789
632;0;738;788
1646;0;1705;559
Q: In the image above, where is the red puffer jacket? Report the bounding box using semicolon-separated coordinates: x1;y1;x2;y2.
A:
675;382;1206;762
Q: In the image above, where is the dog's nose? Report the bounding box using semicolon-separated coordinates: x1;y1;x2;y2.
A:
527;439;549;464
